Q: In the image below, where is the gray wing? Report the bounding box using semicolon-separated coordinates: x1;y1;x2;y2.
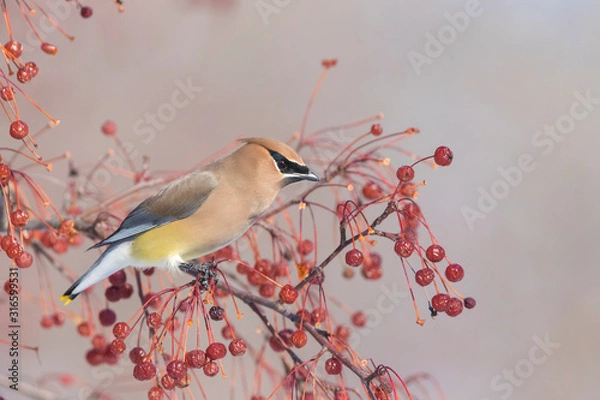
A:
89;170;218;249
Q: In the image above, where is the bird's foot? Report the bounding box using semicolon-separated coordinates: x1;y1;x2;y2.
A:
179;261;218;289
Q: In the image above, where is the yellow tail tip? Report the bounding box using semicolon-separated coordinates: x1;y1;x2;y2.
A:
60;295;72;306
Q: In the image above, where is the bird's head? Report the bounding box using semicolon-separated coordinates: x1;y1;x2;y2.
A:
240;137;319;186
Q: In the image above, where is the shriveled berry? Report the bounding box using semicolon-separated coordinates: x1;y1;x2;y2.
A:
206;342;227;360
431;293;450;312
362;181;383;200
11;209;29;227
425;244;445;262
80;6;93;18
370;123;383;136
445;263;464;282
279;284;298;304
4;40;23;58
394;239;414;258
325;357;342;375
41;42;58;55
129;346;146;364
133;362;156;381
0;163;11;185
228;339;247;356
166;360;187;381
291;330;307;348
146;312;162;330
434;146;453;166
24;62;38;78
99;309;117;326
203;361;219;377
108;270;127;286
415;268;435;287
160;373;176;390
1;235;15;251
109;339;126;355
208;305;225;321
345;249;364;267
446;297;463;317
113;322;130;339
185;349;206;368
351;311;367;327
298;239;314;255
16;68;30;83
148;387;164;400
396;165;415;182
464;297;477;309
0;86;14;101
105;286;121;302
15;251;33;268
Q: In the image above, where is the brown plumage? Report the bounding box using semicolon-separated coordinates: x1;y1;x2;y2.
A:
61;138;318;304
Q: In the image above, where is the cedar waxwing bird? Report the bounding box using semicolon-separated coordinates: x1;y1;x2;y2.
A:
61;138;318;304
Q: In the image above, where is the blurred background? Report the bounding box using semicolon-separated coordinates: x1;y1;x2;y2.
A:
1;0;599;399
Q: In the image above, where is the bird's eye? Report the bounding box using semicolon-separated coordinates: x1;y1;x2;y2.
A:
277;160;288;170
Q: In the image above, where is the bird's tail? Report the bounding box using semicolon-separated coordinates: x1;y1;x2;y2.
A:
61;243;131;305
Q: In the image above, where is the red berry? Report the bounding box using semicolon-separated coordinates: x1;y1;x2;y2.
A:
24;62;38;78
364;252;382;269
425;244;445;262
148;387;164;400
0;86;14;101
6;242;24;259
4;280;20;294
370;123;383;136
351;311;367;328
119;283;134;299
142;267;155;276
203;361;219;377
160;373;176;390
0;163;11;184
310;308;327;325
206;342;227;360
40;315;53;328
86;348;104;366
91;334;107;350
362;181;383;200
105;286;121;302
129;346;146;364
52;312;65;326
40;230;57;247
52;239;68;254
396;165;415;182
464;297;477;309
431;293;450;312
335;325;350;341
291;330;308;348
113;322;130;339
361;263;383;280
445;297;463;317
4;40;23;58
41;42;58;55
109;339;126;355
415;268;435;287
166;360;187;381
445;263;464;282
345;249;364;267
394;239;414;258
16;68;30;83
298;239;314;255
209;305;225;321
258;282;275;298
15;251;33;268
101;120;117;136
108;270;127;286
10;209;29;227
104;348;118;365
80;6;93;18
185;349;206;368
1;235;15;251
77;322;92;337
228;339;247;356
146;312;162;330
133;362;156;381
434;146;453;166
325;357;342;375
221;326;234;340
279;284;298;304
99;309;116;327
269;335;286;352
143;292;162;309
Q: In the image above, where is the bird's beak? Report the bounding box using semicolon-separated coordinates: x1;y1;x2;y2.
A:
303;169;319;182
